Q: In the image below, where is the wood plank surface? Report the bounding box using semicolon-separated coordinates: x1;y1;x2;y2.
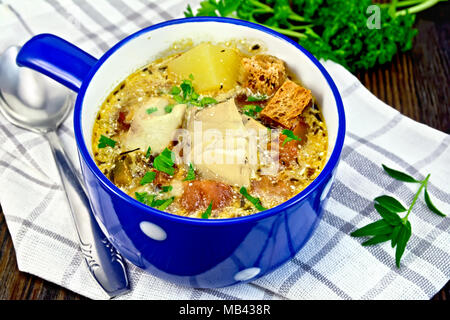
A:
0;3;448;300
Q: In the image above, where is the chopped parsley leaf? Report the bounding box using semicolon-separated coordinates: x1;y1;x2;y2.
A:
173;94;184;104
164;104;174;113
98;135;117;148
135;192;155;206
281;129;302;146
191;91;199;101
140;171;156;185
180;79;195;99
171;86;181;95
171;77;217;107
240;186;267;211
183;163;196;181
145;146;152;158
158;197;175;210
153;148;175;176
200;97;218;107
160;185;173;193
151;198;167;207
247;94;267;102
135;192;174;210
201;201;213;219
146;107;158;114
242;105;263;118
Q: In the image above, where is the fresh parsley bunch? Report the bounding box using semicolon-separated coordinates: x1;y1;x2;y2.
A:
351;164;446;268
185;0;444;71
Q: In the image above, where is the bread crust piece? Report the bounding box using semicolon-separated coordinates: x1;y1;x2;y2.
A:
260;79;312;129
241;54;286;96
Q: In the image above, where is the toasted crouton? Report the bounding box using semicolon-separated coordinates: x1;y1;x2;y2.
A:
260;79;312;129
240;54;286;95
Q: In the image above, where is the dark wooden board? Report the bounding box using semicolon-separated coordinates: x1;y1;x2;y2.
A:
0;3;448;300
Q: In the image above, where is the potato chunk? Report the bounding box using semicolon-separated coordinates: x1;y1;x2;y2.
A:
168;43;241;93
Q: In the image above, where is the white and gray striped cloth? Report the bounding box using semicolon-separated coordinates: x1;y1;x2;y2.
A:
0;0;449;300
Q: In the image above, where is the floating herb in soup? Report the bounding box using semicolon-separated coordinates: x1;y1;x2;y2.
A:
92;42;328;219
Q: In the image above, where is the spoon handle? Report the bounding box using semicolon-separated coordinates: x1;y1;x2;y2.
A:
44;130;129;298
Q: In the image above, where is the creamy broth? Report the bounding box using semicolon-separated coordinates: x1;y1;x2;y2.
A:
92;42;328;219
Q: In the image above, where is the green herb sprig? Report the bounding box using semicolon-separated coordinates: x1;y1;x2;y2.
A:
158;197;175;210
153;148;175;176
140;171;156;185
135;192;155;206
135;191;175;211
145;146;152;158
160;185;173;193
199;97;218;107
351;164;446;268
164;104;174;113
242;104;263;118
98;135;117;148
240;186;267;211
281;129;301;146
202;201;213;219
146;107;158;114
185;0;443;72
183;163;196;181
171;75;218;107
247;94;268;102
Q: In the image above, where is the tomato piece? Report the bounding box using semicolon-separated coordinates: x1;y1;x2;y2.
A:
180;180;233;212
277;120;309;166
151;169;172;186
117;111;131;132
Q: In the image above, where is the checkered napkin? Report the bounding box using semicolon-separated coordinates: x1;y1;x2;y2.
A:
0;0;449;300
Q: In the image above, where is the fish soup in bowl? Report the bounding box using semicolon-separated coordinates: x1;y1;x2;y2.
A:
92;42;328;219
17;17;344;287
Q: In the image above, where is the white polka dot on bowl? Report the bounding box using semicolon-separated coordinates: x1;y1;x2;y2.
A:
234;267;261;281
139;221;167;241
320;177;334;201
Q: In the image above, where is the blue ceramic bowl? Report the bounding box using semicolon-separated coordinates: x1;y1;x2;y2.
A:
17;17;345;288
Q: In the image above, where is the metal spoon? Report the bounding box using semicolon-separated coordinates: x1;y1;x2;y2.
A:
0;46;129;298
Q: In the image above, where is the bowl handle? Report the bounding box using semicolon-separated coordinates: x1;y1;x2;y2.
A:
16;34;98;92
